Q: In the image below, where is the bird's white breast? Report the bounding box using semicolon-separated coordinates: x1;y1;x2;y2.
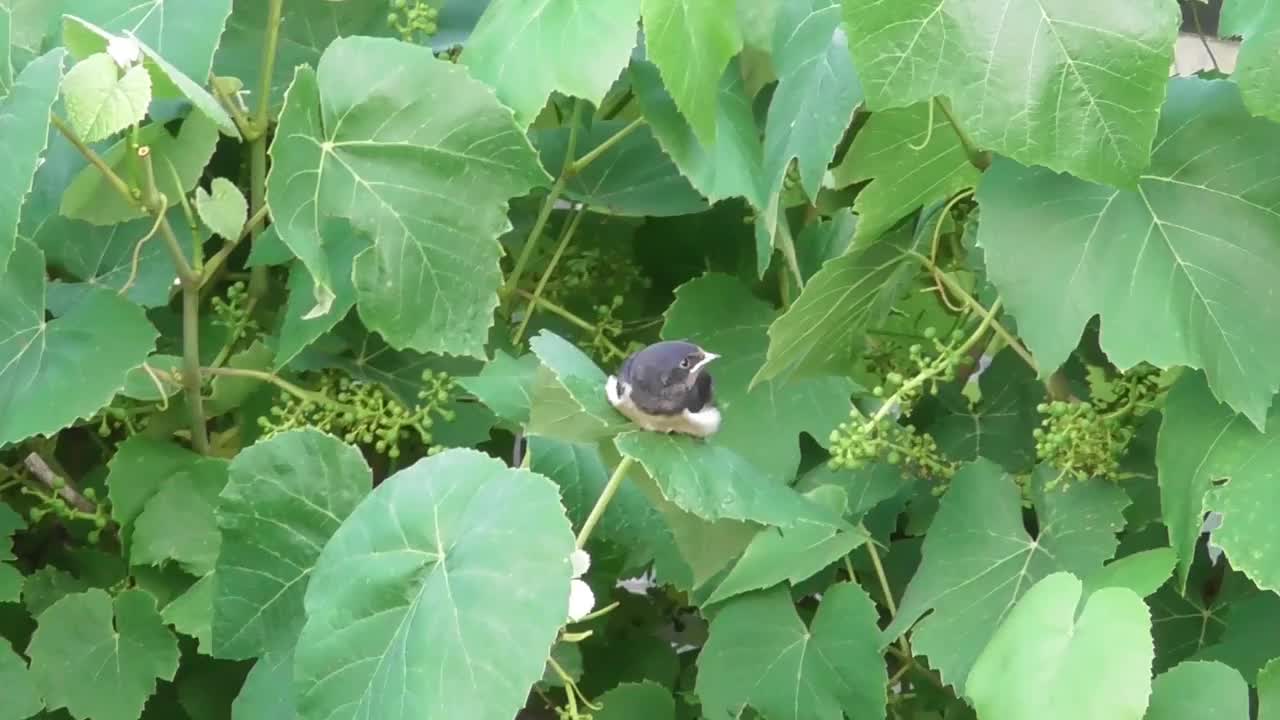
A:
605;375;721;438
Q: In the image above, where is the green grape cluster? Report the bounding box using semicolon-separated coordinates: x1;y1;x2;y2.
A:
828;327;964;482
24;480;111;544
541;246;650;309
586;296;643;365
211;281;258;347
387;0;439;42
1033;364;1162;484
258;369;457;460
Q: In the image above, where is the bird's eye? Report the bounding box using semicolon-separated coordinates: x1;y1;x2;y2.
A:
679;357;691;369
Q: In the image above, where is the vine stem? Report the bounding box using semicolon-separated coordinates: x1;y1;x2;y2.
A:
566;116;644;176
199;367;360;415
50;115;136;203
575;456;634;549
909;250;1038;373
934;97;990;171
775;214;805;289
200;203;272;294
512;289;625;358
866;538;915;670
502;101;584;306
512;204;586;345
247;0;284;302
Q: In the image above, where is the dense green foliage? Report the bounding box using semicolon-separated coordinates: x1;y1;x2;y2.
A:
1;1;1279;719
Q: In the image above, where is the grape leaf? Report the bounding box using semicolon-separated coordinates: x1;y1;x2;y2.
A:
534;120;709;217
196;177;247;242
754;225;920;385
462;0;640;127
161;572;214;652
930;347;1045;473
0;504;23;604
1262;659;1280;720
696;582;886;720
0;47;62;273
1082;547;1176;599
129;460;228;575
60;110;219;225
458;350;539;426
796;208;855;282
63;0;231;82
831;102;981;244
754;0;862;267
616;430;843;529
843;0;1179;187
659;273;857;483
0;637;41;720
61;13;240;139
106;437;225;552
1145;661;1249;720
275;220;372;369
631;58;766;209
28;589;180;720
1221;0;1280;123
1158;371;1280;593
640;0;741;146
704;485;866;605
60;52;151;143
232;648;295;720
884;461;1130;692
1193;590;1280;684
212;428;371;660
966;573;1153;720
977;78;1280;429
595;681;674;720
293;449;575;720
0;239;158;446
526;330;630;442
22;567;92;617
267;36;548;357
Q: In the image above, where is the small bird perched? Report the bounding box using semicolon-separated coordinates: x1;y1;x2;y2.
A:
605;340;722;438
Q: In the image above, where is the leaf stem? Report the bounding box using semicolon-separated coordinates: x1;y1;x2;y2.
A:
50;114;137;205
512;289;625;358
513;204;586;346
254;0;285;138
210;73;254;137
866;538;914;663
775;214;805;289
200;202;271;293
244;0;284;302
199;366;359;415
503;101;585;306
575;455;634;549
934;97;990;171
567;117;644;177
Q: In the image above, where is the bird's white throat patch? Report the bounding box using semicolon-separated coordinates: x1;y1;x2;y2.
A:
605;375;721;438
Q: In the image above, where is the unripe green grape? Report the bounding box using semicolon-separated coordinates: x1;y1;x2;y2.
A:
87;530;100;544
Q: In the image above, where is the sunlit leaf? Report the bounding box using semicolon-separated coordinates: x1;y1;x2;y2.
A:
458;350;539;426
843;0;1179;187
966;573;1153;720
640;0;740;146
212;428;371;660
978;79;1280;428
884;461;1129;691
60;52;151;143
267;36;548;357
293;449;575;720
195;177;247;241
64;0;232;82
1221;0;1280;123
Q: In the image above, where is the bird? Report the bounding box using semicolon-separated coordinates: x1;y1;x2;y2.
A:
605;340;722;438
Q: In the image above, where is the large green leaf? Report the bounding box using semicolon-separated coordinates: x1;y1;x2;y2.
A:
754;0;862;266
0;637;42;720
60;52;151;143
534;120;709;217
1145;661;1249;720
843;0;1179;187
63;0;231;81
966;573;1153;720
1158;371;1280;594
462;0;640;126
884;461;1130;691
526;330;631;442
595;681;675;720
631;58;766;208
267;36;548;357
754;225;919;385
458;350;539;426
1221;0;1280;123
293;448;575;720
275;220;372;368
696;582;886;719
161;572;214;652
0;239;157;446
129;456;229;575
60;110;219;225
232;649;295;720
213;428;371;659
0;47;62;273
28;589;180;720
831;102;980;244
105;437;225;553
658;273;856;483
977;78;1280;429
640;0;740;147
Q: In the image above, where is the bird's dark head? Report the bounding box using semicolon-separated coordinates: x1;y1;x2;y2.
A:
624;340;719;390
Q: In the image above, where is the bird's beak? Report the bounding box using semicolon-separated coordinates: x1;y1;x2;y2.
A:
692;352;719;374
